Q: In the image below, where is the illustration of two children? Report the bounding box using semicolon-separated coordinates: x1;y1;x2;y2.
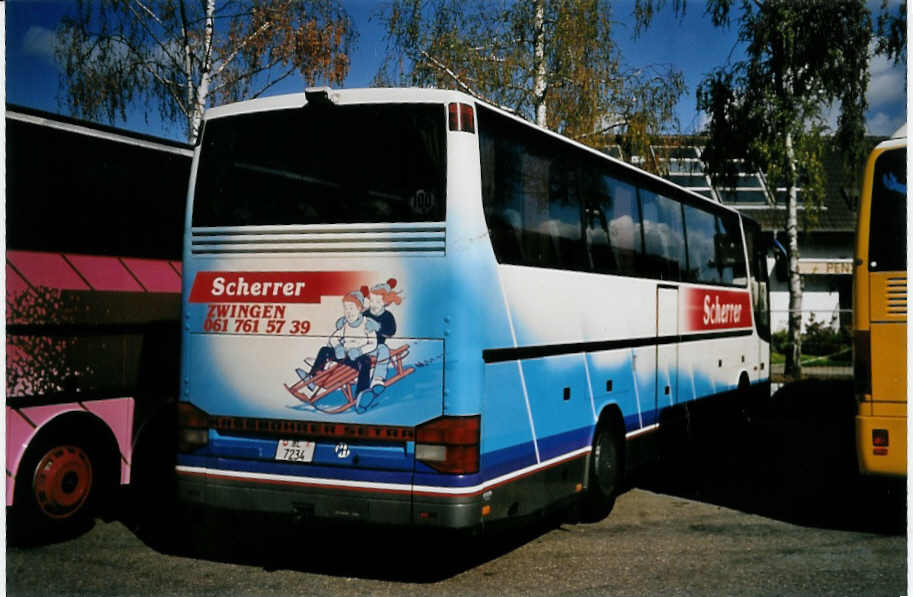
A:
295;279;401;412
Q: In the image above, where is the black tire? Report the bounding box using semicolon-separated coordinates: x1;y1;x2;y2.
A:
11;433;101;543
580;423;620;522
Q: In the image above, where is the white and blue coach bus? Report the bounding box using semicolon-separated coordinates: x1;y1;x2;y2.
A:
176;88;771;528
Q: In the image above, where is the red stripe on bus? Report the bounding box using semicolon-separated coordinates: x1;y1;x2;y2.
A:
683;287;753;332
66;254;145;292
5;264;30;296
188;271;374;304
121;258;182;293
7;251;90;291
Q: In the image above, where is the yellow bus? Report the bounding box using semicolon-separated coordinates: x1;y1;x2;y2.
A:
853;125;907;477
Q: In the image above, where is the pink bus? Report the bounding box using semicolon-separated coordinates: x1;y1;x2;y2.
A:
5;107;191;540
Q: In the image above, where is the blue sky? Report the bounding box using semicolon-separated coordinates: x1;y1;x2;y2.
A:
5;0;906;142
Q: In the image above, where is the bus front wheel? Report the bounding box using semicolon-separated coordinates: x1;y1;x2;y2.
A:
581;424;620;522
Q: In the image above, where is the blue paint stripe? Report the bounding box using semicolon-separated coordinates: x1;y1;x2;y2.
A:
623;413;641;432
536;426;591;462
479;441;539;480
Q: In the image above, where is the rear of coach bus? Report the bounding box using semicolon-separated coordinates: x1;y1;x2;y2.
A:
854;129;907;477
175;89;501;527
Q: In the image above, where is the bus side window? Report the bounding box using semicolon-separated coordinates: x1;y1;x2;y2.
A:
715;212;748;286
591;173;641;276
584;200;613;273
579;164;610;272
479;124;526;264
546;159;585;271
640;190;685;281
683;203;720;284
521;151;558;268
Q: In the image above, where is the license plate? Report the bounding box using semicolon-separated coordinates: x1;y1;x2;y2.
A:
275;440;316;463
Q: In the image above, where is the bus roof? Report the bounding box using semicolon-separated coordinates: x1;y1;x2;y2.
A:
7;104;194;157
874;125;906;153
203;87;472;121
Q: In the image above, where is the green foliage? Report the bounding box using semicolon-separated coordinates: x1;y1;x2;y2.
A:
876;0;907;65
801;314;851;359
771;328;789;356
771;315;852;366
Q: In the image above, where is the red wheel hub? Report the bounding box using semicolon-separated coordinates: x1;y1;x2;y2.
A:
33;445;93;519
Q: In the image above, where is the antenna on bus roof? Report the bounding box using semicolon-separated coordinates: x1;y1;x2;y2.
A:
305;87;339;107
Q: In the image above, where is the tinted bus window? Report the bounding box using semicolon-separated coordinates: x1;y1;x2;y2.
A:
640;190;685;280
743;217;771;341
584;169;642;276
683;204;720;284
716;212;748;285
869;147;907;272
479;107;585;270
6;118;189;259
193;104;446;227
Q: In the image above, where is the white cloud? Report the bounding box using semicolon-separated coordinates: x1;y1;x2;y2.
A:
22;26;57;66
866;111;905;136
866;52;905;107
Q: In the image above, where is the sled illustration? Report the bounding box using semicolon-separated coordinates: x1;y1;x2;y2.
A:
284;344;415;413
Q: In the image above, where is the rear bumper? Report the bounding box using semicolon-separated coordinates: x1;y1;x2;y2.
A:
176;466;483;529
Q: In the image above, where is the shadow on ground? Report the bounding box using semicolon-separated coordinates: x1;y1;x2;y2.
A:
119;378;904;580
637;379;906;536
129;502;565;582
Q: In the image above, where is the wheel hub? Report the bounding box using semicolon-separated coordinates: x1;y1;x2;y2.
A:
33;445;93;519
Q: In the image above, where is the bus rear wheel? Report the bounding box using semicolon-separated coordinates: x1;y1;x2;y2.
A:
12;436;100;543
33;445;93;519
581;424;620;522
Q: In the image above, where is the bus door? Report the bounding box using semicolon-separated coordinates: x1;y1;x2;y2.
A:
657;286;679;408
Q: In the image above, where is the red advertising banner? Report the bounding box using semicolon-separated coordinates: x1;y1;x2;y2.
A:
683;287;753;332
188;271;373;304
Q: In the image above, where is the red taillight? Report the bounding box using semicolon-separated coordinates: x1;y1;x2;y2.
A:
459;103;475;132
415;415;480;474
872;429;889;452
448;103;475;133
178;402;210;452
853;330;871;397
872;429;889;447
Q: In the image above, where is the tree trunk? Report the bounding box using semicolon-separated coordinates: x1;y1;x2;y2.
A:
533;0;547;128
188;0;216;144
784;130;803;379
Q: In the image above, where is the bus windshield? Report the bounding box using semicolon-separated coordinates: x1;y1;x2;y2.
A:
868;146;906;272
192;103;446;227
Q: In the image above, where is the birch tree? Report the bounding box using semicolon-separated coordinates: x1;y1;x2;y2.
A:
689;0;872;379
377;0;685;162
876;0;906;65
56;0;356;143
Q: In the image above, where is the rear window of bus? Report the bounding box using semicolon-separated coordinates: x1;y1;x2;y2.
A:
192;104;446;227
